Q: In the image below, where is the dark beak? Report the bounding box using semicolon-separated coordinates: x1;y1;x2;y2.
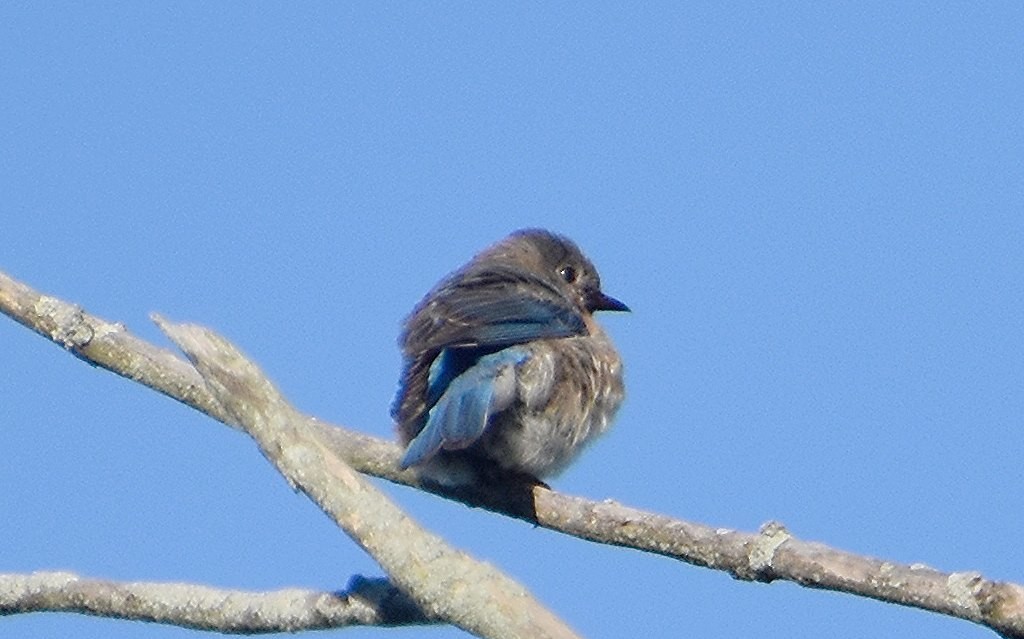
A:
588;290;630;313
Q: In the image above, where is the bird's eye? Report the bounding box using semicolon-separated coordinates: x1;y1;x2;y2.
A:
559;265;578;284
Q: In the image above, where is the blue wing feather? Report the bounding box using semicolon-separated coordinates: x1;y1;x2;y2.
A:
437;294;586;348
422;295;582;410
400;347;529;469
461;297;585;345
396;281;584;451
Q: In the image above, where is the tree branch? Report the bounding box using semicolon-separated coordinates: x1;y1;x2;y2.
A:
3;269;1023;638
0;572;427;632
151;316;578;639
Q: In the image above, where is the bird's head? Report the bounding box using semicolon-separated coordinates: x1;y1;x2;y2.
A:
490;228;630;315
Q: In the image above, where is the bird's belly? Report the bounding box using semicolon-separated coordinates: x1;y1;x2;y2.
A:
480;336;624;477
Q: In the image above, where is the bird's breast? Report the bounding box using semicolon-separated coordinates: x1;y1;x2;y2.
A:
480;332;624;477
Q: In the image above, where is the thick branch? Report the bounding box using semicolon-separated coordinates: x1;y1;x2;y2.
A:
3;269;1024;638
152;316;578;639
0;572;427;632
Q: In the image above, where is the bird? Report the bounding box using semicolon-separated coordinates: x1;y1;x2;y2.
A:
391;228;628;484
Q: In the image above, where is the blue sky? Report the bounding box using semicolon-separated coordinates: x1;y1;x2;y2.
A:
2;4;1022;638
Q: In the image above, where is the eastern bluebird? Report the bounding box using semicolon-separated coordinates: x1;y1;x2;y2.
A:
392;228;628;484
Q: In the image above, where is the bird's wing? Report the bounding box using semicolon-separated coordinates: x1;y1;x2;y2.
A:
454;294;585;346
418;289;586;352
419;291;584;410
400;347;529;469
394;272;585;430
